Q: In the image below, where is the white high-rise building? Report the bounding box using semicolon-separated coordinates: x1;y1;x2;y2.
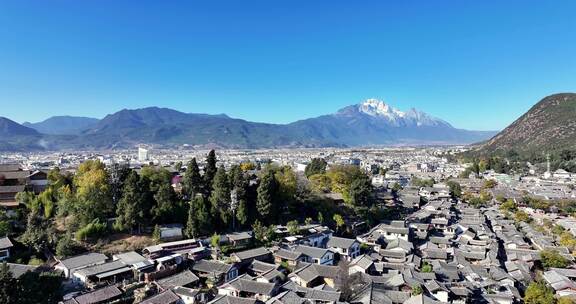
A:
138;147;149;162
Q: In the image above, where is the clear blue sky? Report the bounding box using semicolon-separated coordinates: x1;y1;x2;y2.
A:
1;1;575;131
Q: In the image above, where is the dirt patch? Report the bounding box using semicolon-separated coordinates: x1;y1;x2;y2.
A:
89;233;155;255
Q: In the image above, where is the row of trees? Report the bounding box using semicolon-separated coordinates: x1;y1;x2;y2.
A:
12;151;380;261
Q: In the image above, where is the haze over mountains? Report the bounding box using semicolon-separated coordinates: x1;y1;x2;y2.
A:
1;99;497;151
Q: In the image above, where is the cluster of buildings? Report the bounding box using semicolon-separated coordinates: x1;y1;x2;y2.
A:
3;178;562;304
2;146;576;303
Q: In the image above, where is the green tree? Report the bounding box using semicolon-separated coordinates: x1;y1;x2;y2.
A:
108;163;131;205
47;167;73;191
446;181;462;198
210;232;220;249
325;165;364;204
499;199;517;212
309;174;332;193
482;179;497;189
140;166;173;192
411;284;423;296
0;262;16;304
152;182;177;224
468;196;485;208
524;281;556;304
333;214;345;232
185;196;211;238
55;233;77;258
252;220;275;245
305;217;313;226
349;175;373;206
287;220;299;236
20;211;56;253
421;261;433;273
257;170;278;223
115;171;149;232
17;270;63;304
540;249;570;269
183;158;203;199
74;160;112;225
230;165;249;227
305;158;327;178
209;166;231;230
204;150;218;196
152;224;161;242
271;165;297;216
514;210;531;223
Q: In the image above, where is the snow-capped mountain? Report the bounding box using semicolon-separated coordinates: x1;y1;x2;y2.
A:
337;99;451;127
287;98;493;146
0;98;497;151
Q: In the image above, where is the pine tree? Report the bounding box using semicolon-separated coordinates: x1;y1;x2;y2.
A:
204;150;217;196
257;170;278;223
115;171;148;232
152;182;177;224
209;166;231;230
230;165;248;227
185;201;196;239
185;195;210;238
183;158;202;199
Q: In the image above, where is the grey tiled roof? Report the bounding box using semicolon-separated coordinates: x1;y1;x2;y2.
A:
232;247;271;261
209;295;258;304
274;248;303;261
293;245;331;259
140;290;181;304
156;270;199;290
7;263;37;278
326;236;357;249
72;285;122;304
75;260;129;277
59;252;108;270
0;237;13;250
224;275;277;296
192;259;234;275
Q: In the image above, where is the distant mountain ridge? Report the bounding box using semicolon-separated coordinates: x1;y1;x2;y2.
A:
0;117;39;137
476;93;576;153
0;117;43;151
23;116;99;135
0;99;498;151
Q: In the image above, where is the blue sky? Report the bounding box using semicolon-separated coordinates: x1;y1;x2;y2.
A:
1;1;575;131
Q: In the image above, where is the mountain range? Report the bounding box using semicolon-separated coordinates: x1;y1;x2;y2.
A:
1;99;497;151
23;116;99;135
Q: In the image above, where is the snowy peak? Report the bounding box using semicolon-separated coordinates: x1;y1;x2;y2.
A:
359;99;406;118
336;98;451;128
